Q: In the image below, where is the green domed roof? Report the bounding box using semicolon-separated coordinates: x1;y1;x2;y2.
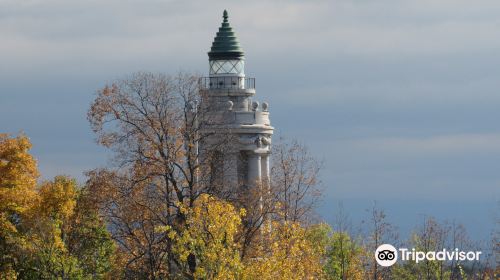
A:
208;10;245;60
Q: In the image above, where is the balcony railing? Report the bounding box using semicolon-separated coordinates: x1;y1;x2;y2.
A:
199;77;255;90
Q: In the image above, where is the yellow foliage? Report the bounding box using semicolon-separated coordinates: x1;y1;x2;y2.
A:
0;134;39;277
0;133;39;257
37;176;78;221
162;194;325;279
0;134;39;232
345;254;366;280
243;221;325;280
0;134;115;278
24;176;79;254
171;194;244;279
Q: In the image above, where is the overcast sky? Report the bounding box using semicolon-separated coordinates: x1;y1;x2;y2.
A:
1;0;499;242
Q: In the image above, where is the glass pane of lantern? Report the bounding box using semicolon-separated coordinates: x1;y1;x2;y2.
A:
209;60;244;75
234;61;244;73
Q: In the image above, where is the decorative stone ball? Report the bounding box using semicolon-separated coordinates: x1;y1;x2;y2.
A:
262;102;269;112
227;100;234;111
251;101;259;111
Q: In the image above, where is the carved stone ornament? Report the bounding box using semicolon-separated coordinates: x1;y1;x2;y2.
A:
261;135;271;145
239;134;271;148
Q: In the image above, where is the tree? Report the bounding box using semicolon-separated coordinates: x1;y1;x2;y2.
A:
0;134;115;279
86;72;328;277
163;194;244;279
325;231;366;280
362;202;397;280
306;223;366;280
0;133;39;276
87;72;232;277
243;219;325;280
156;193;325;280
270;138;322;225
19;176;82;279
399;217;445;280
66;186;116;279
17;176;115;279
447;221;469;280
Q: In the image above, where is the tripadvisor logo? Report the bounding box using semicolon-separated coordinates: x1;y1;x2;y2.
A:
375;244;482;267
375;244;398;267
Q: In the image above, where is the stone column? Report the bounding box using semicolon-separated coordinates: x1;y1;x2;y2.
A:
261;154;270;190
223;152;238;187
247;152;261;188
260;153;271;234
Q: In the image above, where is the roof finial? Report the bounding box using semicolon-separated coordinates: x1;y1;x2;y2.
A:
223;10;228;23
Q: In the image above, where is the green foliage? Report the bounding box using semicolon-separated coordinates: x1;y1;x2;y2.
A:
16;243;85;280
66;188;116;279
305;223;366;280
306;223;332;253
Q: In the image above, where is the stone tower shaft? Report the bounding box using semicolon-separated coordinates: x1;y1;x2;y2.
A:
199;10;273;191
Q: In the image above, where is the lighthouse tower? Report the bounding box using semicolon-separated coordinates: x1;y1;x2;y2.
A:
199;10;273;192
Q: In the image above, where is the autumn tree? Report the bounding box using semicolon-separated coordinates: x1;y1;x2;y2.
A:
13;176;115;280
163;194;244;279
236;137;324;257
155;193;325;280
85;71;330;278
19;176;82;279
0;134;115;279
270;138;322;224
242;219;325;280
0;133;39;277
233;137;325;270
86;72;237;277
362;202;397;280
